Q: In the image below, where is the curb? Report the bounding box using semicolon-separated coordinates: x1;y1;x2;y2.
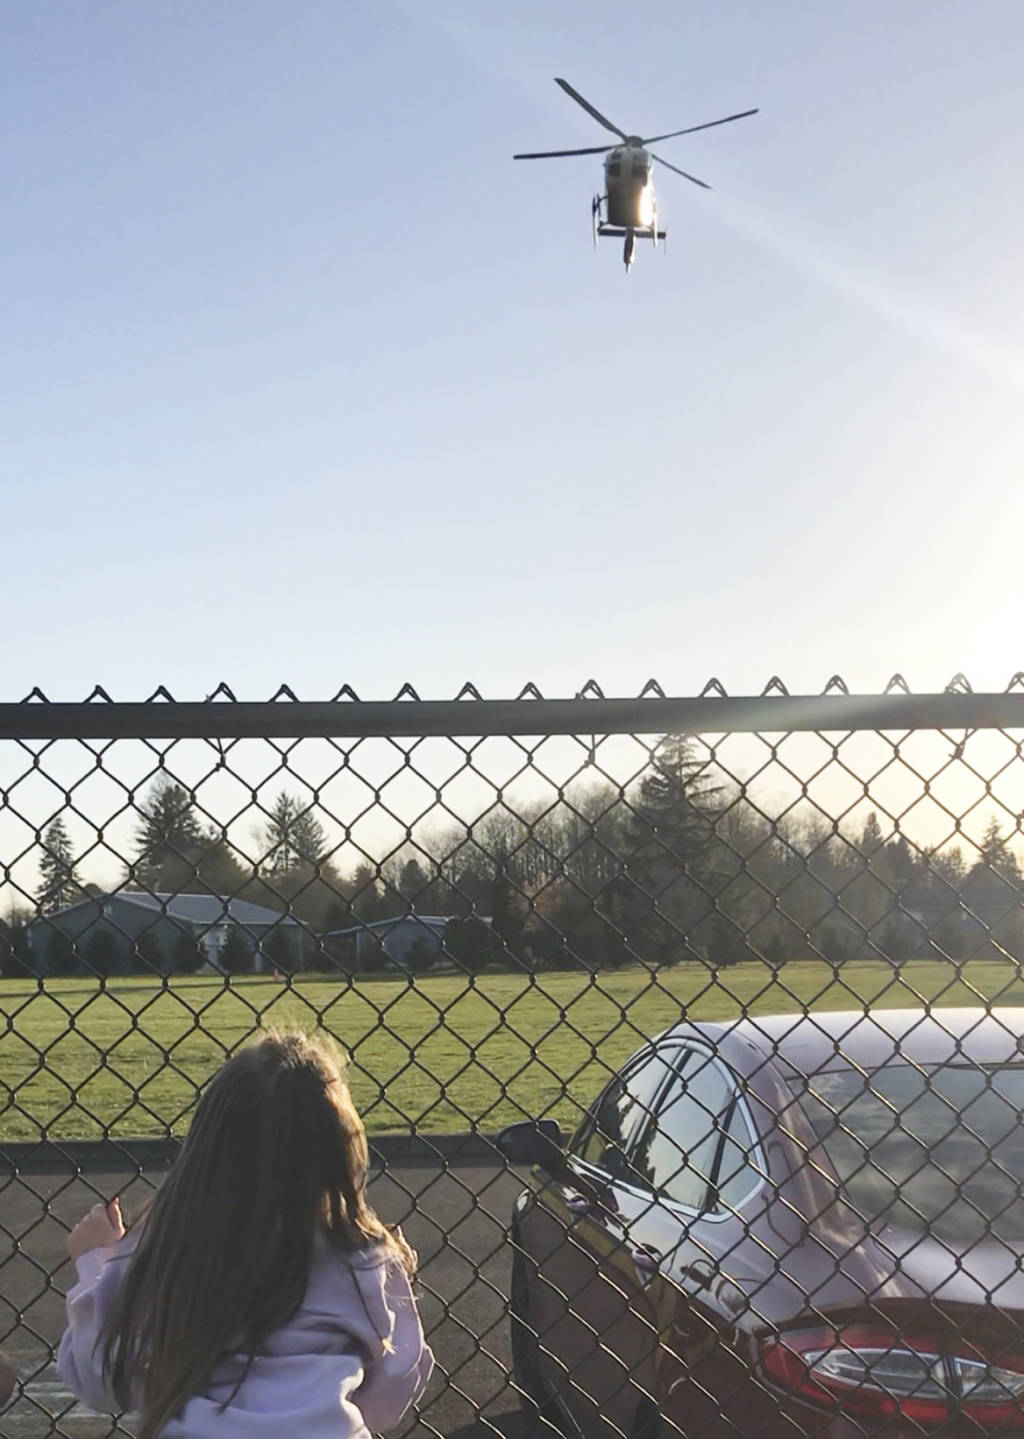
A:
1;1132;500;1173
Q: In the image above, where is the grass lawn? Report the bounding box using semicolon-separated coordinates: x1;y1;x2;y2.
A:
2;959;1022;1142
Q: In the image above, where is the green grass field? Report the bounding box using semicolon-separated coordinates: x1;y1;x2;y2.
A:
2;959;1022;1142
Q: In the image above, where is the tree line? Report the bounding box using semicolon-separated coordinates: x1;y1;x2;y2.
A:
3;736;1023;977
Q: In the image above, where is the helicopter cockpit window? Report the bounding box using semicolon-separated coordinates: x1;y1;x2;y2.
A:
607;161;621;177
631;163;649;180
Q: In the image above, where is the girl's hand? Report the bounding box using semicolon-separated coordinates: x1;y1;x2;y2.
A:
68;1199;125;1263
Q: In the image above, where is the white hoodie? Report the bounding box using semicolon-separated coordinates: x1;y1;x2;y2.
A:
58;1230;434;1437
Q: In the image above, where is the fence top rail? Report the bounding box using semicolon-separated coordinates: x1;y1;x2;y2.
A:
1;692;1023;740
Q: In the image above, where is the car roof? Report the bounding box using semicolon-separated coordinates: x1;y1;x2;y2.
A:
657;1007;1024;1077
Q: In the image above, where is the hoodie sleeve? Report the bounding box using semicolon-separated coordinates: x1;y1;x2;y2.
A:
56;1245;131;1414
350;1258;434;1432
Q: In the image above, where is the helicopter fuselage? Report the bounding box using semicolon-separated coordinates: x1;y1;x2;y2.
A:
602;142;655;229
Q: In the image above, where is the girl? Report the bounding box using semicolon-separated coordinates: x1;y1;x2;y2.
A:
58;1031;433;1438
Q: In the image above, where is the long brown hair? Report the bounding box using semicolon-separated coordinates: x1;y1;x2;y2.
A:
104;1030;406;1439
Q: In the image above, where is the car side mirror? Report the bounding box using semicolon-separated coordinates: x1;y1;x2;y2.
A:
496;1119;566;1170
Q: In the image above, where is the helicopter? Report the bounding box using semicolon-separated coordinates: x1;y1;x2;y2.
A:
514;78;757;270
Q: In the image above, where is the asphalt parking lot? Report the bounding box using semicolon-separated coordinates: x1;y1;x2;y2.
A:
1;1145;529;1439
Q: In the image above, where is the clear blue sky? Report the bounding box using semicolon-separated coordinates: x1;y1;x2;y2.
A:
4;0;1023;701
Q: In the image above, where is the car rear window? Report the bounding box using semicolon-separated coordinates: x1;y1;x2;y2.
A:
792;1062;1024;1243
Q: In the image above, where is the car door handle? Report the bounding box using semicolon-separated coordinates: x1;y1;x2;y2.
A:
681;1260;715;1291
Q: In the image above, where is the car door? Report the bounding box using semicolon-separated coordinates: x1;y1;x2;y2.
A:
530;1043;762;1439
624;1046;772;1439
521;1046;682;1439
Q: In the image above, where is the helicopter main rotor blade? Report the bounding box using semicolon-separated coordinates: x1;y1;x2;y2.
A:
650;152;711;189
514;145;616;159
554;77;627;141
642;108;759;145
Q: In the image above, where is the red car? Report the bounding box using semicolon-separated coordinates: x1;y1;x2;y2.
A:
498;1008;1024;1439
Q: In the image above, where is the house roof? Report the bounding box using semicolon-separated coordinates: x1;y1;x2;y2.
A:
323;915;452;939
119;892;298;928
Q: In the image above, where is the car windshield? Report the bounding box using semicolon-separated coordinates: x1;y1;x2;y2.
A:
792;1062;1024;1243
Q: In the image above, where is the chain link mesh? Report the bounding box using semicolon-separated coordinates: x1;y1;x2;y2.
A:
2;681;1024;1439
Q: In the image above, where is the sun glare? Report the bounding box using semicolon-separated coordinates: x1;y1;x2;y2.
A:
713;197;1024;395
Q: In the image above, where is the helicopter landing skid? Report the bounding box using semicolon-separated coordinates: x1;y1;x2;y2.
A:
598;224;667;269
596;226;667;240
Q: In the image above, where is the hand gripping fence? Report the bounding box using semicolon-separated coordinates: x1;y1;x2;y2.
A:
2;678;1024;1439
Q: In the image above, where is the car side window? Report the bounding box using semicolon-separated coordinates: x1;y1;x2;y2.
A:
631;1048;732;1210
714;1095;760;1213
573;1047;681;1181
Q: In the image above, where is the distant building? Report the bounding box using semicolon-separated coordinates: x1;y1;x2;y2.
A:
322;915;451;970
27;892;301;975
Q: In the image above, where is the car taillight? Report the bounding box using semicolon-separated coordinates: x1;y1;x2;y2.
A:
760;1327;1024;1428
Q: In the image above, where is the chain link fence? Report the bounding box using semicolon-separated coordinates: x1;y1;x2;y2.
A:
2;680;1024;1439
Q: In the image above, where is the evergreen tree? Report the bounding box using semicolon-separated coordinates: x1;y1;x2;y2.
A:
378;851;448;916
964;818;1022;938
490;863;525;953
219;926;252;974
132;931;166;975
357;931;388;974
0;909;30;979
45;930;78;975
171;929;206;974
36;818;82;915
925;843;966;888
195;832;246;896
85;928;121;977
977;818;1019;879
859;811;885;857
260;792;299;873
292;808;327;867
631;736;721;865
350;863;384;922
399;858;429;904
884;835;921;891
379;855;436;914
322;898;354;933
443;916;494;974
131;779;243;895
131;780;205;889
406;936;439;974
260;792;327;874
619;735;722;963
262;926;297;975
707;913;752;967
